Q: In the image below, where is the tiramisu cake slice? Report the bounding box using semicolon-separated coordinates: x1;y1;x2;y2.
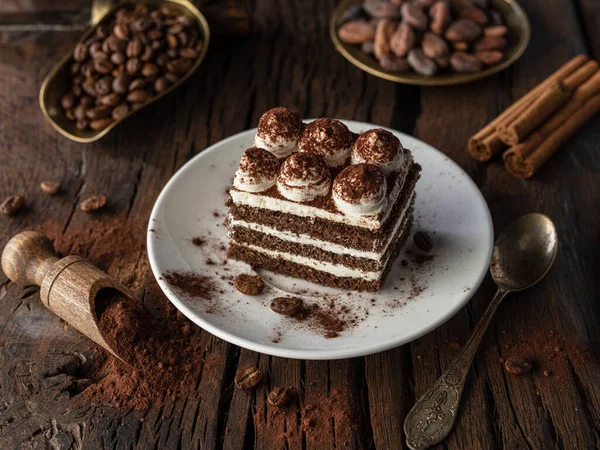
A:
226;107;421;292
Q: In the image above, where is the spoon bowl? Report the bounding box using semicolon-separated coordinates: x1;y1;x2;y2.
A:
39;0;210;143
491;213;558;292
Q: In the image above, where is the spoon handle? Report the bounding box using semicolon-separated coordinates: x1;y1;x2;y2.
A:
404;288;508;450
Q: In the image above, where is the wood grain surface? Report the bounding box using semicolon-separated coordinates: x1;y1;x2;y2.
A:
1;0;600;449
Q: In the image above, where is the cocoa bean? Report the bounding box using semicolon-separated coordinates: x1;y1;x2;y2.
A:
390;22;415;57
364;1;401;19
458;6;488;26
484;25;507;37
338;20;376;44
361;40;375;54
422;32;449;58
374;19;395;59
450;51;482;72
407;48;437;76
401;2;428;31
475;50;503;65
429;1;451;35
445;19;482;42
473;36;506;51
379;54;410;72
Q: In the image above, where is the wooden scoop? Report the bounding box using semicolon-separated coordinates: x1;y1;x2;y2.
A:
1;231;138;361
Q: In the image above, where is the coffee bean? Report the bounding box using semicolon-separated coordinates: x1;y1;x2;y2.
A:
74;104;87;121
268;387;294;408
165;72;180;83
235;274;265;296
156;53;169;66
141;63;160;77
65;110;76;121
177;15;195;28
93;59;114;74
401;2;428;30
61;92;76;110
126;58;142;75
76;119;90;130
132;17;152;32
167;58;192;74
166;34;179;49
91;50;108;61
112;72;131;94
450;51;482;72
128;78;147;91
112;104;130;120
234;367;263;390
80;194;107;212
127;89;150;103
0;195;24;216
71;62;81;74
147;29;163;40
40;181;61;195
113;23;130;40
167;48;178;59
504;356;532;375
94;77;113;96
99;93;121;106
167;23;184;35
126;39;143;58
407;48;438;76
86;105;112;119
179;47;198;59
73;43;88;61
96;24;110;39
110;52;126;65
89;42;103;56
270;297;303;316
154;77;170;93
140;45;154;62
413;231;433;251
81;62;95;78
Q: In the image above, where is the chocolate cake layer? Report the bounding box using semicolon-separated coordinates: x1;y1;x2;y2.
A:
227;162;420;252
228;215;413;292
229;201;415;272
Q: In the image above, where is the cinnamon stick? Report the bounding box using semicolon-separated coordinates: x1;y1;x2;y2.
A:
467;55;588;161
497;60;599;145
503;70;600;178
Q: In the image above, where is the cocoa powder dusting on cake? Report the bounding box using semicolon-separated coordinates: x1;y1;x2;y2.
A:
257;107;302;141
352;128;401;163
332;164;385;204
298;118;354;156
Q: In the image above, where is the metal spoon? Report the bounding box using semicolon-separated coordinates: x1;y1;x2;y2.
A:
404;213;558;450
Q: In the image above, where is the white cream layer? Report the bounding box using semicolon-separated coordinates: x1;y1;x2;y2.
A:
230;154;413;230
228;191;414;261
230;240;383;281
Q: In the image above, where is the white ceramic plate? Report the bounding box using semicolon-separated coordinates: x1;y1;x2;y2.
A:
147;121;493;360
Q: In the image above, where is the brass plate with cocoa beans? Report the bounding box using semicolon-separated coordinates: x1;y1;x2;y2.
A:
39;0;210;143
330;0;530;86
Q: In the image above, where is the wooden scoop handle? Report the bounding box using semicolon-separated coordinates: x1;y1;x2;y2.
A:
1;231;59;286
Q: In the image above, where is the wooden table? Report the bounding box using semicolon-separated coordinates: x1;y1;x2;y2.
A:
1;1;600;448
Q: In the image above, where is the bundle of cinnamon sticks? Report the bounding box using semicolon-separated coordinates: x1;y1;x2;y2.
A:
468;55;600;178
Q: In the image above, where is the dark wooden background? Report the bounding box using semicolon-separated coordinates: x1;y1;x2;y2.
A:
1;0;600;448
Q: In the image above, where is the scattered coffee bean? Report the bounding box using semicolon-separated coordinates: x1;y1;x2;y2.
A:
270;297;303;316
504;356;532;375
40;181;61;195
80;195;107;212
112;104;130;120
413;231;433;252
0;195;24;216
235;274;265;296
234;367;263;390
59;4;203;132
267;387;294;408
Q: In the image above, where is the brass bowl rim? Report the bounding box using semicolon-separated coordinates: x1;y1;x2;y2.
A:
39;0;211;144
329;0;531;86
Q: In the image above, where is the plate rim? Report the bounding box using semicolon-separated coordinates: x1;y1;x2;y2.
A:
329;0;531;86
147;121;494;360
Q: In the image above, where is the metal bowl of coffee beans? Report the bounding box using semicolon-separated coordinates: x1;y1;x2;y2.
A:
40;0;210;143
330;0;530;86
